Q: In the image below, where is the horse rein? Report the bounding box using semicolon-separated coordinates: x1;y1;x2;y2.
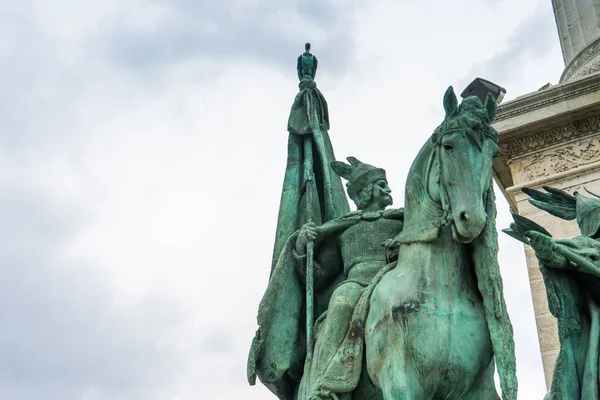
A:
431;134;454;229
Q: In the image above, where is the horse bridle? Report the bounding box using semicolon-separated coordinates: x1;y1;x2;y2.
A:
430;128;495;237
431;131;455;229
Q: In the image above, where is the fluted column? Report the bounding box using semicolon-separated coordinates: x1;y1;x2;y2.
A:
553;0;600;81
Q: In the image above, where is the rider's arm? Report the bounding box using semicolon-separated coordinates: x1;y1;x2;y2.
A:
294;233;343;289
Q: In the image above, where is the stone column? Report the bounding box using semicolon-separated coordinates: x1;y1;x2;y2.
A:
492;73;600;387
553;0;600;81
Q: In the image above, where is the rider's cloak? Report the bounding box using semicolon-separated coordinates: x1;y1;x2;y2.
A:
247;215;360;399
248;208;405;399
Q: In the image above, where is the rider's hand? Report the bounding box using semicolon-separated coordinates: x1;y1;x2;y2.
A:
382;238;400;263
296;222;318;254
528;231;555;263
382;238;399;250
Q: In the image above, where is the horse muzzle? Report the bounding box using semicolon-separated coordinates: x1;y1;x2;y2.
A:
451;209;486;243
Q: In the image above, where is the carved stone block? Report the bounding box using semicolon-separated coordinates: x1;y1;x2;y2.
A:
492;71;600;387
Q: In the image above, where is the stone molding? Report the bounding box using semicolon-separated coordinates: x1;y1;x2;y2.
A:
494;77;600;123
516;135;600;181
501;113;600;184
561;36;600;82
500;114;600;158
507;161;600;196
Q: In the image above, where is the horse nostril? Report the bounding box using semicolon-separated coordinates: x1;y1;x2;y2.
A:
459;211;469;223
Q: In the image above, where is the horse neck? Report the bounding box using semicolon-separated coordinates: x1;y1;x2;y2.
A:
402;139;445;231
398;139;482;296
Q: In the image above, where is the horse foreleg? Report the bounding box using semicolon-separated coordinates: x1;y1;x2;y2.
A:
461;361;500;400
378;373;423;400
380;379;422;400
368;336;423;400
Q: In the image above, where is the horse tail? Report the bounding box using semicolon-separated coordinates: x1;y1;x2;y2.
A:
472;183;518;400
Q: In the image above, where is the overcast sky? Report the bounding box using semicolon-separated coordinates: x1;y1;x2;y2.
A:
0;1;566;399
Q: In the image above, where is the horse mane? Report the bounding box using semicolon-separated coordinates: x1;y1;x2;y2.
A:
438;92;517;397
432;96;499;150
457;94;516;398
472;182;518;398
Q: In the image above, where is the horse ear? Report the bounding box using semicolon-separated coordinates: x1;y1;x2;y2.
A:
443;86;458;118
484;92;497;121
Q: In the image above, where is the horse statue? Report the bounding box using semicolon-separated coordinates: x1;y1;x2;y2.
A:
362;87;517;399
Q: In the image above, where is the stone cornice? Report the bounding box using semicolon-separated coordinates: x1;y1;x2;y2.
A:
494;73;600;124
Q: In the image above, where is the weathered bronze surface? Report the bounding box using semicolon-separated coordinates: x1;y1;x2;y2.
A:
506;187;600;400
364;88;516;400
249;48;518;400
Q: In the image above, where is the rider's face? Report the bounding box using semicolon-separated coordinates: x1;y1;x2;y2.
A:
371;180;393;210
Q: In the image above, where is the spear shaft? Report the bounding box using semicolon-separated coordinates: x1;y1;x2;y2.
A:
513;228;600;276
553;244;600;277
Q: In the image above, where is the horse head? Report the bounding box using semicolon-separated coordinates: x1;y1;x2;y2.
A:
429;86;500;243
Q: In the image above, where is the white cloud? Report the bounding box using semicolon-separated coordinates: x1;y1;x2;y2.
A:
0;0;565;398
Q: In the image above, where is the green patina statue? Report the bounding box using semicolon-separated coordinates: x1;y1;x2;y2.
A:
248;43;349;399
363;88;516;400
505;187;600;400
249;48;519;400
251;156;404;400
299;158;403;400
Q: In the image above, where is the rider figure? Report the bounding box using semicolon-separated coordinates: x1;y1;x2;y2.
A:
294;157;403;400
526;189;600;399
528;191;600;301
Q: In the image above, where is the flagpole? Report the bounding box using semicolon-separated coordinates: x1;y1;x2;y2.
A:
303;133;315;376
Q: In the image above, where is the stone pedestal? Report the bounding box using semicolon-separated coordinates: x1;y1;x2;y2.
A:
492;72;600;387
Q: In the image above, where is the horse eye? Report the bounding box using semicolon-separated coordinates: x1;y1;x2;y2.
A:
443;144;454;151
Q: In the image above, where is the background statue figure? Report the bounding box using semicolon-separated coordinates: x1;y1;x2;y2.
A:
297;43;318;81
505;187;600;400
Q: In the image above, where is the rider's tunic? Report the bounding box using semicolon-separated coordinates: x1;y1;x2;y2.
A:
340;212;402;286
